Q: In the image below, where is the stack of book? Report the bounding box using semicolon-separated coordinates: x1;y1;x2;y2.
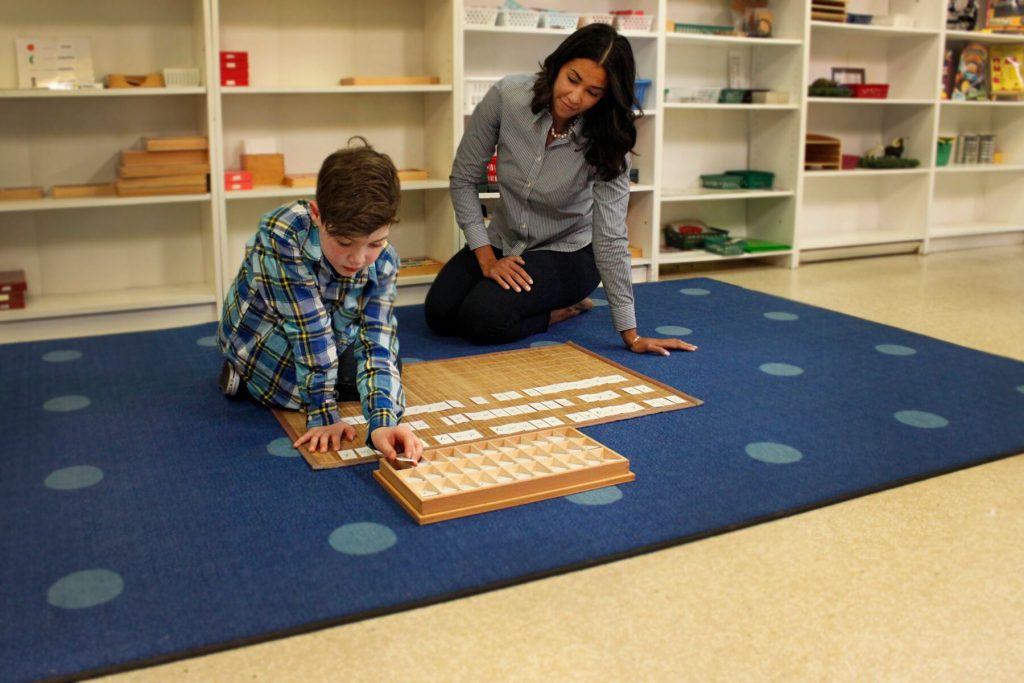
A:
116;136;210;196
812;0;847;22
0;270;27;310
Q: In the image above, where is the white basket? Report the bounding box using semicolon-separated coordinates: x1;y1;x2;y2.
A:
497;8;541;28
613;14;655;32
464;79;498;115
539;11;580;30
162;68;201;87
578;13;615;27
464;6;499;27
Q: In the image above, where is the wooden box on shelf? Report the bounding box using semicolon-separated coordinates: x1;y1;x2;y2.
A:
805;134;842;171
106;73;165;88
241;154;286;186
0;186;44;201
51;183;117;199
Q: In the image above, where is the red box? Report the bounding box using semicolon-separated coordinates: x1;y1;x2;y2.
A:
224;170;252;185
0;289;25;310
0;269;27;293
842;154;860;170
226;180;254;191
850;83;889;99
220;51;249;87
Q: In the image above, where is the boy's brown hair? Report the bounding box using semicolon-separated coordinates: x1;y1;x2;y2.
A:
316;137;400;238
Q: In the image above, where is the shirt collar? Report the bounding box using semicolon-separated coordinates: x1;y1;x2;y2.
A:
299;200;379;286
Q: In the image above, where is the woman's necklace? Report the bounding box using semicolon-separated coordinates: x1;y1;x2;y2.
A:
549;114;580;140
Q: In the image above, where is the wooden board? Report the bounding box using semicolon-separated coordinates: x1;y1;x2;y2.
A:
397;169;429;181
273;342;702;470
284;173;317;188
374;426;635;524
118;163;211;179
122;150;209;166
144;136;209;152
339;76;440;86
51;183;117;198
398;256;444;279
0;186;44;201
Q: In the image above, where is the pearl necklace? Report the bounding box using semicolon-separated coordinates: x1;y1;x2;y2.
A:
549;114;580;140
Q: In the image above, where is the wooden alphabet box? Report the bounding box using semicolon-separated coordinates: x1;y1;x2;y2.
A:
273;342;702;470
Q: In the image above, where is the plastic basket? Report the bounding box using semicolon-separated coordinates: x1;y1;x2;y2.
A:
162;68;201;87
464;6;499;26
578;13;615;27
613;14;655;32
850;83;889;99
705;238;746;256
497;8;540;28
700;174;745;190
634;79;651;108
723;169;775;189
464;79;498;115
540;11;580;29
663;224;727;250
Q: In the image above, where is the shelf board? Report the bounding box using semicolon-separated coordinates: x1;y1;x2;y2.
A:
221;85;453;95
935;164;1024;174
944;30;1024;43
227;180;449;200
0;194;211;213
664;102;798;111
807;97;935;106
477;184;656;200
665;33;802;47
810;21;939;38
940;100;1024;108
804;168;931;178
658;249;794;265
800;230;923;250
929;222;1024;239
661;188;795;202
0;284;216;322
465;26;656;40
396;273;439;287
0;87;206;98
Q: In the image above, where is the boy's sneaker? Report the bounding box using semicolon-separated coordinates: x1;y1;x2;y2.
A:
218;361;241;397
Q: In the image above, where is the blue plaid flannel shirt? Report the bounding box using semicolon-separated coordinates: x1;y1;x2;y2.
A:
218;200;404;433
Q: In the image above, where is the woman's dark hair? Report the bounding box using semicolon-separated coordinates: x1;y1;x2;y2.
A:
316;136;400;238
531;23;641;181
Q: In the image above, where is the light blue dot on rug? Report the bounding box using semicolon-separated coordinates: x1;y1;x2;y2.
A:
45;466;104;490
43;395;91;412
42;350;83;363
47;569;124;609
679;287;710;296
894;410;949;429
329;522;397;555
876;344;917;356
196;335;218;348
403;357;424;364
760;363;804;377
530;341;559;348
746;442;803;464
267;437;300;458
566;486;623;506
655;325;692;336
590;298;608;307
1015;385;1023;395
764;312;799;321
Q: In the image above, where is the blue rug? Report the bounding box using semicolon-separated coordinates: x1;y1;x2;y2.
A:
2;278;1022;682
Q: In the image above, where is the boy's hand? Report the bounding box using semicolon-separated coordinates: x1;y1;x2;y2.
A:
370;426;424;463
294;421;356;453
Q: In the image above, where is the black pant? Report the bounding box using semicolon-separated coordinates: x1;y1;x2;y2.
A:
240;343;400;403
425;244;600;345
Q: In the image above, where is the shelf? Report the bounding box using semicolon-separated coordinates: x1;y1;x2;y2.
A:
929;222;1024;239
944;30;1024;43
804;169;930;178
664;103;799;111
807;97;935;106
477;185;657;200
810;21;939;38
0;194;212;213
935;164;1024;174
0;87;207;98
665;33;802;47
222;85;453;95
940;100;1024;108
0;284;216;322
799;230;923;250
226;181;448;200
465;26;656;40
658;249;794;265
661;188;795;202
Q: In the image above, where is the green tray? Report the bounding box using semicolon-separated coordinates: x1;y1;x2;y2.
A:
705;238;746;256
723;169;775;189
742;238;791;252
700;174;745;190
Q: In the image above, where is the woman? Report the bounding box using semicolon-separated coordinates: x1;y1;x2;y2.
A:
425;23;696;357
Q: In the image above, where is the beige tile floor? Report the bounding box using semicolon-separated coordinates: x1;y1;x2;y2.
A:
104;246;1023;683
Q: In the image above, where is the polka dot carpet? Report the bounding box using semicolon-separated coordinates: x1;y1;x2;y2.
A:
2;278;1021;682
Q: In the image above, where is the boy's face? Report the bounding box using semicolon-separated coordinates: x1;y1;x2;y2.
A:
310;202;390;277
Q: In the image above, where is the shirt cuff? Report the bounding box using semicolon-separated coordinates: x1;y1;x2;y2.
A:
366;409;401;446
304;399;341;429
463;223;491;251
610;305;636;333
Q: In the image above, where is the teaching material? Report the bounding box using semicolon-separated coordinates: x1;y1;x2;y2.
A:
15;38;95;89
339;76;440;86
144;136;209;152
242;154;286;186
50;183;117;199
0;187;44;201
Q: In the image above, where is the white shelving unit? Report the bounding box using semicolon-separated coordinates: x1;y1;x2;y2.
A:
2;0;1021;341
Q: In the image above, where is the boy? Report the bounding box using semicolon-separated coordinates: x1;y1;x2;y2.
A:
218;138;422;463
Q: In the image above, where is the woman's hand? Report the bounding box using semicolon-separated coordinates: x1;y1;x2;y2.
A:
371;426;424;463
294;421;356;453
482;256;533;293
622;329;698;357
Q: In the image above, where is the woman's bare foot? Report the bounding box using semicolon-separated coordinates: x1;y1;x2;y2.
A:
549;298;594;325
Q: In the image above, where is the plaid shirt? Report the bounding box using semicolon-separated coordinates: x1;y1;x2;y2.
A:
219;200;404;433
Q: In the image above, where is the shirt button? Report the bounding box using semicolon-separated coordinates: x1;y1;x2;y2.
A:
536;156;541;161
521;223;526;229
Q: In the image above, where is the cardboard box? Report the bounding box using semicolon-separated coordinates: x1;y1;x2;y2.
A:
242;153;285;186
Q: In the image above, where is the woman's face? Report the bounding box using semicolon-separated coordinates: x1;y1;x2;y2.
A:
551;58;607;121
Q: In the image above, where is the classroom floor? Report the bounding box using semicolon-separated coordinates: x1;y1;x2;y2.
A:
103;245;1024;683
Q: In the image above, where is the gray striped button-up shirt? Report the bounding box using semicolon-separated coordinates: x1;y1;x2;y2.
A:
450;74;636;332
